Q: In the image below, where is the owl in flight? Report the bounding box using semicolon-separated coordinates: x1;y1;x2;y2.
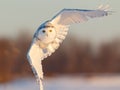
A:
27;5;111;90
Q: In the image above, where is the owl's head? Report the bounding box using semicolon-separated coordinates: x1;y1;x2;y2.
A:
36;22;56;44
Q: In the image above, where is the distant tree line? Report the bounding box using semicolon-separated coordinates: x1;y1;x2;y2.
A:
0;33;120;83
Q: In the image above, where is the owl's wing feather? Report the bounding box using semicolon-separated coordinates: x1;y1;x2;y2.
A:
50;8;110;42
51;8;109;25
27;38;60;80
27;40;44;80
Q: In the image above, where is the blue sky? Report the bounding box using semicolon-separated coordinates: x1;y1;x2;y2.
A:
0;0;120;44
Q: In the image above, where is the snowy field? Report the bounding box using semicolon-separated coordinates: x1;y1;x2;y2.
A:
0;75;120;90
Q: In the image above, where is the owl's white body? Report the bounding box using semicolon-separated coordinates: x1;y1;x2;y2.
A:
27;5;111;90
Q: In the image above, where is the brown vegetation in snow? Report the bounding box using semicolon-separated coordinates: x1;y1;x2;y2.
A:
0;33;120;83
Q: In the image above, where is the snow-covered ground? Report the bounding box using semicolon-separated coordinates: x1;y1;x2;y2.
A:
0;75;120;90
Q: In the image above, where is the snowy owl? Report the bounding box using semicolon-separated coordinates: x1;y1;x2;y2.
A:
27;5;111;90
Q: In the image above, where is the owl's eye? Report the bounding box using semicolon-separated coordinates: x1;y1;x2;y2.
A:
42;30;46;33
49;30;52;32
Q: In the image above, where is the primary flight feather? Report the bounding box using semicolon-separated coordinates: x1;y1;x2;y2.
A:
27;5;111;90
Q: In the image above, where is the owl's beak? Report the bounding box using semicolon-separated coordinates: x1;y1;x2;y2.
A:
45;32;48;37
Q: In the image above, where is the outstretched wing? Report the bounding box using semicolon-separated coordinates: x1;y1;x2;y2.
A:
50;8;110;25
50;7;110;44
27;39;44;80
27;37;60;90
27;38;60;79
